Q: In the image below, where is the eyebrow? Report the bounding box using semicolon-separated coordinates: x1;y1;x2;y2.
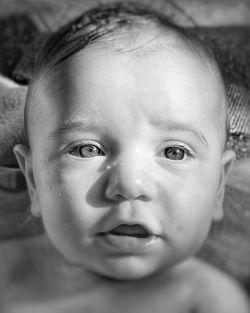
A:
49;119;208;146
49;120;94;139
152;120;208;146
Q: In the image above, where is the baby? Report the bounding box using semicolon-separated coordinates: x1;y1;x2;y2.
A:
9;2;249;312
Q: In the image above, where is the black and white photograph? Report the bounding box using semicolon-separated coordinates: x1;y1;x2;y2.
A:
0;0;250;312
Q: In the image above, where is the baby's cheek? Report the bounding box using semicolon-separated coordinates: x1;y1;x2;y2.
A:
35;166;82;227
156;173;215;233
177;186;215;243
40;186;91;255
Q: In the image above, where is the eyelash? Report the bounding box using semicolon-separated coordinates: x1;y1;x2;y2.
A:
67;142;105;158
160;144;194;161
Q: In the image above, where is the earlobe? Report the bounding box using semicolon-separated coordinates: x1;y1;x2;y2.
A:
13;144;30;176
213;149;236;221
13;144;35;194
13;144;41;217
30;191;42;217
222;149;236;180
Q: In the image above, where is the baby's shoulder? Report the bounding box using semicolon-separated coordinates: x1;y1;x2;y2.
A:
185;258;250;313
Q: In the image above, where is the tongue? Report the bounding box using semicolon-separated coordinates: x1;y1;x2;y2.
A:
110;224;149;238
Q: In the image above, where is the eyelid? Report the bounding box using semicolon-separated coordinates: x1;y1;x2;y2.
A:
64;140;106;155
157;141;195;159
164;141;195;152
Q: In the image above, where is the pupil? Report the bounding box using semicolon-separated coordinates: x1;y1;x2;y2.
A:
165;147;184;160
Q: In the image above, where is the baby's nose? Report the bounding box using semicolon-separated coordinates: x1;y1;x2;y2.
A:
105;157;156;202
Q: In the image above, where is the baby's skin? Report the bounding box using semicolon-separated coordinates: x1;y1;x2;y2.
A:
10;40;249;312
2;236;249;313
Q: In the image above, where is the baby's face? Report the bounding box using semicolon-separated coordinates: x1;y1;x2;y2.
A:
20;46;233;280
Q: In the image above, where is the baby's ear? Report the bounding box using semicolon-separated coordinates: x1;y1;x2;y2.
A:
13;144;41;217
213;149;235;221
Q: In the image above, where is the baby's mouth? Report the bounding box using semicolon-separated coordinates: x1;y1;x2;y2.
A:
108;224;151;238
96;224;158;254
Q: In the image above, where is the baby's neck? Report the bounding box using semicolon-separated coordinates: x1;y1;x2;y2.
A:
26;234;107;296
3;234;198;313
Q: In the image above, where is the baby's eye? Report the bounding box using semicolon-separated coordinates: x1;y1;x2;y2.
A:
69;144;105;158
164;146;191;161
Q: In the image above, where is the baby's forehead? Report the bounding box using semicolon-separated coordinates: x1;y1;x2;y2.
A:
35;43;220;122
39;47;218;123
28;32;226;142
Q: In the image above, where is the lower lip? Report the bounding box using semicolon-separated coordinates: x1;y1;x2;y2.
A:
96;233;160;254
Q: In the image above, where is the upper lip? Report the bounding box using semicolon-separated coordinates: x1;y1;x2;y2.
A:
97;220;157;237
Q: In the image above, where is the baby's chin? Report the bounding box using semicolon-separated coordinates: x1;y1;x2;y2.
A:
84;255;169;281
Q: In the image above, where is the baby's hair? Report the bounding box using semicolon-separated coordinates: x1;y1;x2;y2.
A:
25;2;229;147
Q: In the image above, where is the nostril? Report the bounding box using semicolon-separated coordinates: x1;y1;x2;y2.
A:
105;186;151;202
114;194;128;201
105;186;134;201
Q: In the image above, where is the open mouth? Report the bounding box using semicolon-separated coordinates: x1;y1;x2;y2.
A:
96;224;158;254
98;223;152;239
108;224;151;238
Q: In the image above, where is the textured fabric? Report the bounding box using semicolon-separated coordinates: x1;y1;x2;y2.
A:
191;27;250;135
